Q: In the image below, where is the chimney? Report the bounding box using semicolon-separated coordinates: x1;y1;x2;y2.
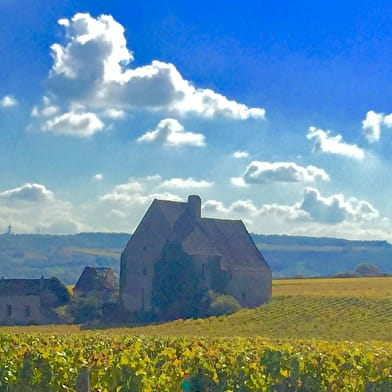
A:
187;195;201;220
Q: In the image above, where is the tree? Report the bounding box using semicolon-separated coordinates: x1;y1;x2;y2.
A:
152;241;205;320
355;263;382;277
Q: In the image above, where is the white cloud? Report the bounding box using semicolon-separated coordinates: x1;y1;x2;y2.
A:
92;173;103;182
236;161;329;185
159;177;213;189
102;108;126;119
45;13;265;120
233;151;249;159
202;198;310;234
307;126;364;159
31;96;59;118
362;111;384;142
201;189;384;240
362;110;392;143
100;180;144;203
0;183;54;203
43;108;105;137
0;95;17;108
137;118;206;147
230;177;248;187
0;183;86;234
300;187;379;224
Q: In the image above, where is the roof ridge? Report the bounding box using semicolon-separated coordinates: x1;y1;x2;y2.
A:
201;217;243;223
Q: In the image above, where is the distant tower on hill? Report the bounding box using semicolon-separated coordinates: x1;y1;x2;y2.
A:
6;224;12;235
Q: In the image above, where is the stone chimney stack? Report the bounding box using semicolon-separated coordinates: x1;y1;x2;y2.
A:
187;195;201;220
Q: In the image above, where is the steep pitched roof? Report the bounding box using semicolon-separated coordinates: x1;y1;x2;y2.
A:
0;279;42;296
155;200;187;226
74;267;119;294
151;197;270;270
200;218;269;269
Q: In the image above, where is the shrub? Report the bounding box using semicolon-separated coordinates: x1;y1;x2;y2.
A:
208;292;242;316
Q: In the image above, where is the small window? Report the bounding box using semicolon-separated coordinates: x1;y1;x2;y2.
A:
25;305;31;318
141;288;144;312
201;263;206;280
141;288;145;312
6;305;12;317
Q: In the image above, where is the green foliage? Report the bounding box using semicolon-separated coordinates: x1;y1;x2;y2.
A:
0;334;391;391
65;294;104;324
43;277;71;306
208;291;242;316
152;241;205;320
355;263;383;276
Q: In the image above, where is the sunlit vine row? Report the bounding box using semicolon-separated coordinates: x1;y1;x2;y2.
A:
0;333;391;391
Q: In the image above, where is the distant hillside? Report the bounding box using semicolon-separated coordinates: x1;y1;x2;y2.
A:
0;233;130;284
253;234;392;278
0;232;391;284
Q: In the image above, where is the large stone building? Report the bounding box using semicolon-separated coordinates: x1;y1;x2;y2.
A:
0;277;70;325
120;195;271;315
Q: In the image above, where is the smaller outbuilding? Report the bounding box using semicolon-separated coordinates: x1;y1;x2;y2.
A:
0;276;70;325
74;267;119;301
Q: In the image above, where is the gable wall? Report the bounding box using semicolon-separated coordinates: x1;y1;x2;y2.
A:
0;295;42;325
227;267;272;307
120;202;175;312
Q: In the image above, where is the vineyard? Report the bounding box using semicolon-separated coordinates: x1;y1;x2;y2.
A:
0;333;391;391
1;277;391;390
128;295;392;341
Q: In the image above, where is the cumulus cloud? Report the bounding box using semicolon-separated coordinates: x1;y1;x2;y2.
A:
233;161;329;185
31;96;59;118
45;13;265;120
159;178;213;189
137;118;206;147
201;188;383;240
102;108;126;119
100;174;213;205
300;187;379;224
232;151;249;159
42;108;105;137
0;95;17;108
202;198;310;233
307;126;364;159
0;183;54;203
0;183;86;234
362;110;392;143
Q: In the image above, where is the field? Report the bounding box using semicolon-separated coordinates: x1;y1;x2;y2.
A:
272;276;392;298
1;277;391;391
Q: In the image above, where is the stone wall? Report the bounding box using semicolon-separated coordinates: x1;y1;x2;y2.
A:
0;295;42;325
227;267;272;307
120;202;174;312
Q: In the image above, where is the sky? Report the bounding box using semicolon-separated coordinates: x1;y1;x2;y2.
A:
1;0;392;240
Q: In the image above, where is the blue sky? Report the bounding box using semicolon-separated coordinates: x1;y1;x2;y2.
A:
1;0;392;239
